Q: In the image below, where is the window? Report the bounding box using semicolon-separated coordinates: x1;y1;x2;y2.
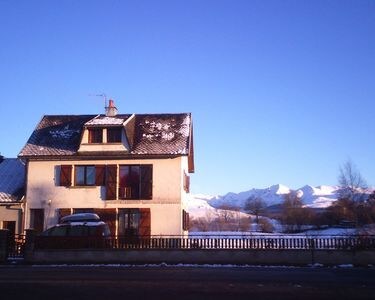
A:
59;165;105;187
2;221;16;236
75;165;96;186
118;208;151;237
118;209;140;237
88;128;103;143
107;127;122;143
119;165;152;199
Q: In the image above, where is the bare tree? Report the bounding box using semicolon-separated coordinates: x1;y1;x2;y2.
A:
338;159;368;201
281;192;309;233
329;160;374;226
244;196;267;224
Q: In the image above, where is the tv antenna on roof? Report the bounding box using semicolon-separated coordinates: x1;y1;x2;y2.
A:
89;93;107;110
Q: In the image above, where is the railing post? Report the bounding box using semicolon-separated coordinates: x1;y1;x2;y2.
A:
24;229;37;263
0;229;10;264
308;238;315;265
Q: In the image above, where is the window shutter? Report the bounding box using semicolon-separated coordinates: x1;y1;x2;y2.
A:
95;165;106;186
183;172;190;193
105;165;117;200
139;208;151;237
140;165;152;199
58;208;72;222
60;165;72;186
183;210;190;231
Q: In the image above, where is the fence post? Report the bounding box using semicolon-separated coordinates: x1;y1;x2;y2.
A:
309;238;315;265
0;229;10;263
24;229;37;263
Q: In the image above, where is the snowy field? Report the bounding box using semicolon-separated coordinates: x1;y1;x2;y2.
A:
189;227;358;238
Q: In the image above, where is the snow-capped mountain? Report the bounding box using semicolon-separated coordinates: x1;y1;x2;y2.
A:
187;184;341;217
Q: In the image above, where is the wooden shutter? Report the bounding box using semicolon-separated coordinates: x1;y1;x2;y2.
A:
140;165;152;199
183;210;190;231
183;172;190;193
58;208;72;222
93;208;116;235
139;208;151;237
60;165;72;186
105;165;117;200
95;165;106;186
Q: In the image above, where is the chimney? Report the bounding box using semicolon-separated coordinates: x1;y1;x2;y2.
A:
105;99;118;117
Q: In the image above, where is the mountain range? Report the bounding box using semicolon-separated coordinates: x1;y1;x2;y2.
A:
187;184;342;218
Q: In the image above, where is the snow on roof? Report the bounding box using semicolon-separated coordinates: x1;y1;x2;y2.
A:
0;158;25;203
131;113;191;155
85;115;125;126
49;124;80;139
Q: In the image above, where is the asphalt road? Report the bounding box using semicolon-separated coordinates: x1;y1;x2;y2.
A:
0;264;374;300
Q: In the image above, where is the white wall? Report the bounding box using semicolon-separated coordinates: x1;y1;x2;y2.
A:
25;156;190;235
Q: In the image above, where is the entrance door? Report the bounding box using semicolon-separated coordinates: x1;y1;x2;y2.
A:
3;221;16;236
30;209;44;233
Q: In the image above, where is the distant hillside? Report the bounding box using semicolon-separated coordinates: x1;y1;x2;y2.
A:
187;184;342;218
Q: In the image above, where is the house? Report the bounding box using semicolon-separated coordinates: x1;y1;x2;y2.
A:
0;155;25;235
18;100;194;237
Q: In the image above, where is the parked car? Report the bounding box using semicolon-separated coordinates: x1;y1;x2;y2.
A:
37;213;111;249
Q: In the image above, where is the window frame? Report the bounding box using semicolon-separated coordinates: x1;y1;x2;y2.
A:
88;128;103;143
107;127;122;143
118;164;153;200
75;165;96;186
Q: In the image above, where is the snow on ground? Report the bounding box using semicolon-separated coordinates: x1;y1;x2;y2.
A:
185;194;217;218
186;194;252;219
188;227;358;238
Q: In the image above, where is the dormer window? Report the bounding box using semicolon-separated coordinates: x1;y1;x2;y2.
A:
88;128;103;143
79;115;130;153
107;127;122;143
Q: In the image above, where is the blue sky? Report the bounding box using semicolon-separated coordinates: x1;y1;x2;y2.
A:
1;0;374;195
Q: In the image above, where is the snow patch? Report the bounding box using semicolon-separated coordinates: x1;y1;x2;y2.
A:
85;116;125;125
49;125;79;139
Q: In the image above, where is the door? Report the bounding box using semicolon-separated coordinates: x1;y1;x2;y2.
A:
30;209;44;233
3;221;16;236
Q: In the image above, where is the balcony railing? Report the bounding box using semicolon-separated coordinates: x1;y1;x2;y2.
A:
33;234;375;251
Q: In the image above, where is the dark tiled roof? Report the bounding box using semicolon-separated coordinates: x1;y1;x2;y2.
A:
131;114;191;155
0;158;25;203
19;115;96;156
18;113;192;157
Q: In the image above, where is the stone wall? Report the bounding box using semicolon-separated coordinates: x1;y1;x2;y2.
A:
26;248;375;266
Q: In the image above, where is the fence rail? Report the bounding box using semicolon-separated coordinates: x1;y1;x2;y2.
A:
33;234;375;251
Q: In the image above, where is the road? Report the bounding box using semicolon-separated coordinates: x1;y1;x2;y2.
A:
0;264;374;299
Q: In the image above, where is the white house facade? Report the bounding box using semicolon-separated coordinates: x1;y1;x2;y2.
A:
19;101;194;237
